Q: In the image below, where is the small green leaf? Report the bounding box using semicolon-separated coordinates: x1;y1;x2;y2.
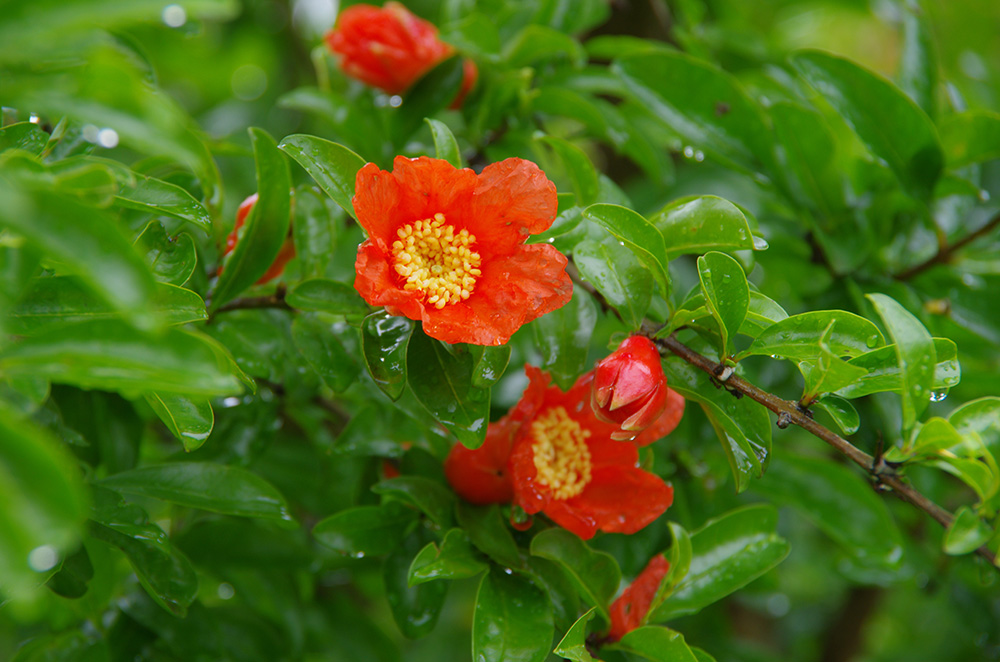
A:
409;529;487;585
909;417;964;456
373;476;456;529
609;626;699;662
0;122;48;155
134;222;198;286
697;252;748;359
291;186;340;278
898;1;938;117
582;204;670;296
384;534;448;638
939;110;1000;169
943;506;993;555
286;278;370;317
361;312;414;401
425;118;462;168
393;57;465;143
799;321;870;402
100;463;293;522
530;528;621;624
313;503;418;557
469;345;512;389
737;311;884;363
812;395;860;436
573;238;652;329
836;338;959;399
537;135;600;206
654;196;764;259
114;170;212;233
45;544;94;599
211;127;291;311
503;24;586;68
932;456;998;504
456;502;520;568
949;397;1000;454
473;568;554;662
278;133;365;219
407;331;490;449
650;522;692;615
533;285;598;390
291;315;360;393
553;608;599;662
867;293;936;433
144;393;213;452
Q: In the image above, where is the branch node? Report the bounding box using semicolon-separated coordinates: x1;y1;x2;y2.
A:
776;411;792;429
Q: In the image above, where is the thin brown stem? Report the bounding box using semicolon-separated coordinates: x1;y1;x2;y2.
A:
894;211;1000;280
210;286;293;319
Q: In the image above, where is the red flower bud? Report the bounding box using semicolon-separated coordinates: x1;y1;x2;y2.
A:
220;193;296;285
592;336;668;441
444;416;516;505
608;555;671;642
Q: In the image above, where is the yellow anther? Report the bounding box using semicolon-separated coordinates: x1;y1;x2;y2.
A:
391;213;482;307
530;407;592;500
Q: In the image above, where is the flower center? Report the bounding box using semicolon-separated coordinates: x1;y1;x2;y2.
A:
391;213;482;309
530;406;592;500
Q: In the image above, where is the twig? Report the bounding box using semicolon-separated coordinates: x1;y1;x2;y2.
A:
894;211;1000;280
210;286;293;319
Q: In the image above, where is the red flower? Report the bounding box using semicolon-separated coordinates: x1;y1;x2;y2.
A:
507;366;673;540
608;555;671;641
353;156;572;345
444;415;518;505
219;193;296;285
325;2;478;106
632;387;685;447
592;336;669;441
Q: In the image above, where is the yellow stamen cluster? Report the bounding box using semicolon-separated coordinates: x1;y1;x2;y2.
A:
391;213;482;309
531;406;593;500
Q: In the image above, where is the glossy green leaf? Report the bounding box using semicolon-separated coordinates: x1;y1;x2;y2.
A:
836;338;959;399
279;134;365;219
0;405;89;596
407;331;490;449
813;395;861;435
573;238;652;329
456;502;520;568
654;196;764;259
384;534;448;639
650;522;692;614
740;291;789;337
114;170;212;233
790;50;943;196
615;51;774;174
932;456;999;504
697;252;748;358
939;110;1000;168
291;315;360;393
45;544;94;599
286;278;369;317
100;463;293;522
610;626;699;662
291;186;339;278
537;135;600;206
144;392;213;452
361;312;414;401
530;528;621;623
533;285;598;390
898;1;938;117
425;118;462;168
867;293;936;432
553;608;599;662
530;87;608;139
409;529;487;585
0;321;244;396
648;504;789;622
334;405;423;458
753;454;903;570
313;503;417;557
737;311;884;362
534;0;610;34
909;417;964;456
211;127;291;311
473;568;554;662
393;57;464;142
470;344;512;389
503;24;586;68
943;506;993;555
768;102;845;214
799;321;870;401
7;277;205;334
582;204;670;296
372;476;456;529
0;122;48;155
134;222;198;286
949;397;1000;455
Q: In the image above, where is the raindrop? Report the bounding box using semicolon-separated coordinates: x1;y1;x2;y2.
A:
865;335;879;348
752;235;769;250
162;4;187;27
97;128;119;149
979;190;991;202
222;396;241;408
389;95;403;108
682;146;695;159
694;150;705;162
930;391;948;402
353;551;366;559
28;545;59;572
217;582;235;600
28;113;39;124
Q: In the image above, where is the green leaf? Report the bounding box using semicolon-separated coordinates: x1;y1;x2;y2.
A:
393;57;465;143
134;222;198;286
473;568;554;662
813;395;861;436
286;278;370;317
291;186;340;278
943;506;993;555
279;134;365;219
530;528;621;624
372;476;456;529
648;504;789;622
650;522;692;615
653;196;765;259
938;110;1000;168
573;238;652;329
537;135;600;206
898;1;938;117
470;345;512;389
697;252;748;359
291;315;360;393
45;544;94;599
909;417;964;456
609;626;699;662
456;502;521;568
0;321;244;396
790;50;943;196
614;51;774;174
0;122;49;155
211;127;291;311
799;321;870;402
425;118;462;168
931;456;998;504
533;285;598;390
384;534;448;639
114;169;212;233
503;24;586;68
740;291;789;337
100;463;293;522
533;0;610;34
144;393;213;452
949;397;1000;455
582;204;670;296
836;338;959;399
753;454;903;570
313;503;418;557
407;331;490;449
553;608;599;662
737;311;884;362
0;405;88;596
361;312;414;401
768;102;845;214
867;293;936;433
409;529;487;585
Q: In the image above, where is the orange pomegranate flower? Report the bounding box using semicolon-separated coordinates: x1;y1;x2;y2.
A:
353;156;573;345
325;2;478;106
219;193;296;285
608;554;671;641
507;366;673;540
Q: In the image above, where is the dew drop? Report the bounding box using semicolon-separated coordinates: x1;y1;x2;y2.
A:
28;545;59;572
222;396;241;408
694;150;705;162
389;95;403;108
162;4;187;27
980;190;991;202
930;391;948;402
866;335;879;348
217;582;235;600
682;146;695;158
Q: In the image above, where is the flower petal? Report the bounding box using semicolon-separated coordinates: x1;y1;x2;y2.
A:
566;466;673;535
633;388;685;447
390;156;478;224
353;162;404;247
468;158;558;254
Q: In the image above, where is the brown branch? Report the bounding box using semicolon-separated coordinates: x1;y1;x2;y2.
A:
210;286;293;319
894;210;1000;280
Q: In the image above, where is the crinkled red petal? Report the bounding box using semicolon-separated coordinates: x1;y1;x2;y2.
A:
565;466;673;535
467;158;558;255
